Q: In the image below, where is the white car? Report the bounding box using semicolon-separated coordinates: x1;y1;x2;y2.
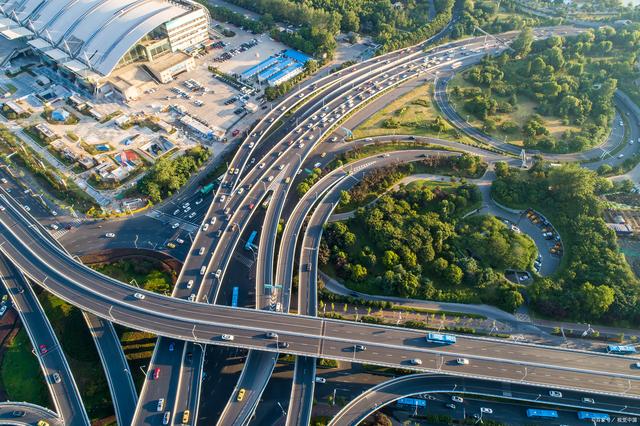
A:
215;269;222;278
133;293;145;300
549;390;563;398
105;232;116;238
52;372;61;384
480;407;493;414
452;396;463;403
0;305;7;316
50;224;59;231
267;176;274;182
220;195;226;202
258;162;266;169
221;334;234;341
314;377;326;384
157;398;165;412
410;358;422;365
582;397;595;404
188;212;196;219
172;223;179;229
456;358;469;365
23;205;30;212
188;293;196;302
186;280;194;289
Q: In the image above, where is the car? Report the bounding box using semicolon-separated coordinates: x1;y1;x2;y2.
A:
182;410;190;424
237;388;246;401
248;203;255;210
480;407;493;414
451;396;463;403
173;209;180;215
188;293;196;302
52;372;61;384
202;223;209;231
11;410;25;417
215;269;222;278
162;411;170;425
456;358;469;365
267;176;274;182
619;153;625;159
320;152;326;158
355;344;366;351
0;178;6;184
37;421;49;426
50;224;59;231
195;198;203;205
157;398;165;412
183;206;191;213
176;238;185;244
445;404;456;409
582;397;595;404
166;242;176;249
220;195;226;202
221;334;234;341
313;162;321;168
331;136;338;142
172;223;179;229
200;266;206;275
410;358;422;365
23;205;30;212
0;305;7;317
39;344;48;354
277;341;290;348
0;205;4;211
258;162;265;169
549;390;562;398
134;292;145;300
278;164;285;171
315;377;326;384
266;332;278;339
209;217;217;225
153;367;161;380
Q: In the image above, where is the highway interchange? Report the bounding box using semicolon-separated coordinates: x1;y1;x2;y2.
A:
0;19;639;426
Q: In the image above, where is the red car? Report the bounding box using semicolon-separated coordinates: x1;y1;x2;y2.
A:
39;344;48;354
248;203;255;210
153;368;160;380
232;129;240;137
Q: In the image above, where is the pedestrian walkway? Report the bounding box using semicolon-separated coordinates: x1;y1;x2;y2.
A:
50;217;83;240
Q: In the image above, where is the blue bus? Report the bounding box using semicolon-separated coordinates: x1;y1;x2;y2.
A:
578;411;610;422
526;409;558;419
231;287;238;307
426;332;456;344
244;230;257;250
607;345;637;354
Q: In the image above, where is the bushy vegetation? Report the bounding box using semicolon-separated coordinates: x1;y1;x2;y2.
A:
451;0;557;39
220;0;455;56
92;258;174;294
321;182;528;312
492;161;640;324
137;146;210;203
451;26;640;152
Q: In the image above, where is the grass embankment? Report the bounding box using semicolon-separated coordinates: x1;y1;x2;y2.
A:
0;329;50;407
353;82;465;141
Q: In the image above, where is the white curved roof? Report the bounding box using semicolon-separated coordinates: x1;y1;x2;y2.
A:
0;0;192;76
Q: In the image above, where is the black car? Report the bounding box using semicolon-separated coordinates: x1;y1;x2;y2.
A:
277;341;290;349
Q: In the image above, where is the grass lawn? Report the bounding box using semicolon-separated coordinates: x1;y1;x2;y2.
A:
0;329;50;407
447;72;582;147
353;83;458;140
38;292;114;421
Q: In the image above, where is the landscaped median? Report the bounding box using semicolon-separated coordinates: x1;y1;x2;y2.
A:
319;172;532;313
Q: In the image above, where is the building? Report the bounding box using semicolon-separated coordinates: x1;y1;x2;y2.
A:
0;0;210;96
34;123;58;141
179;115;224;141
240;49;311;86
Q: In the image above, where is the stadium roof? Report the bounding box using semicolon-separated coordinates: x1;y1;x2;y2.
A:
0;0;194;76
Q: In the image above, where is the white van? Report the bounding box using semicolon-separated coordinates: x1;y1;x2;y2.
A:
200;266;206;275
